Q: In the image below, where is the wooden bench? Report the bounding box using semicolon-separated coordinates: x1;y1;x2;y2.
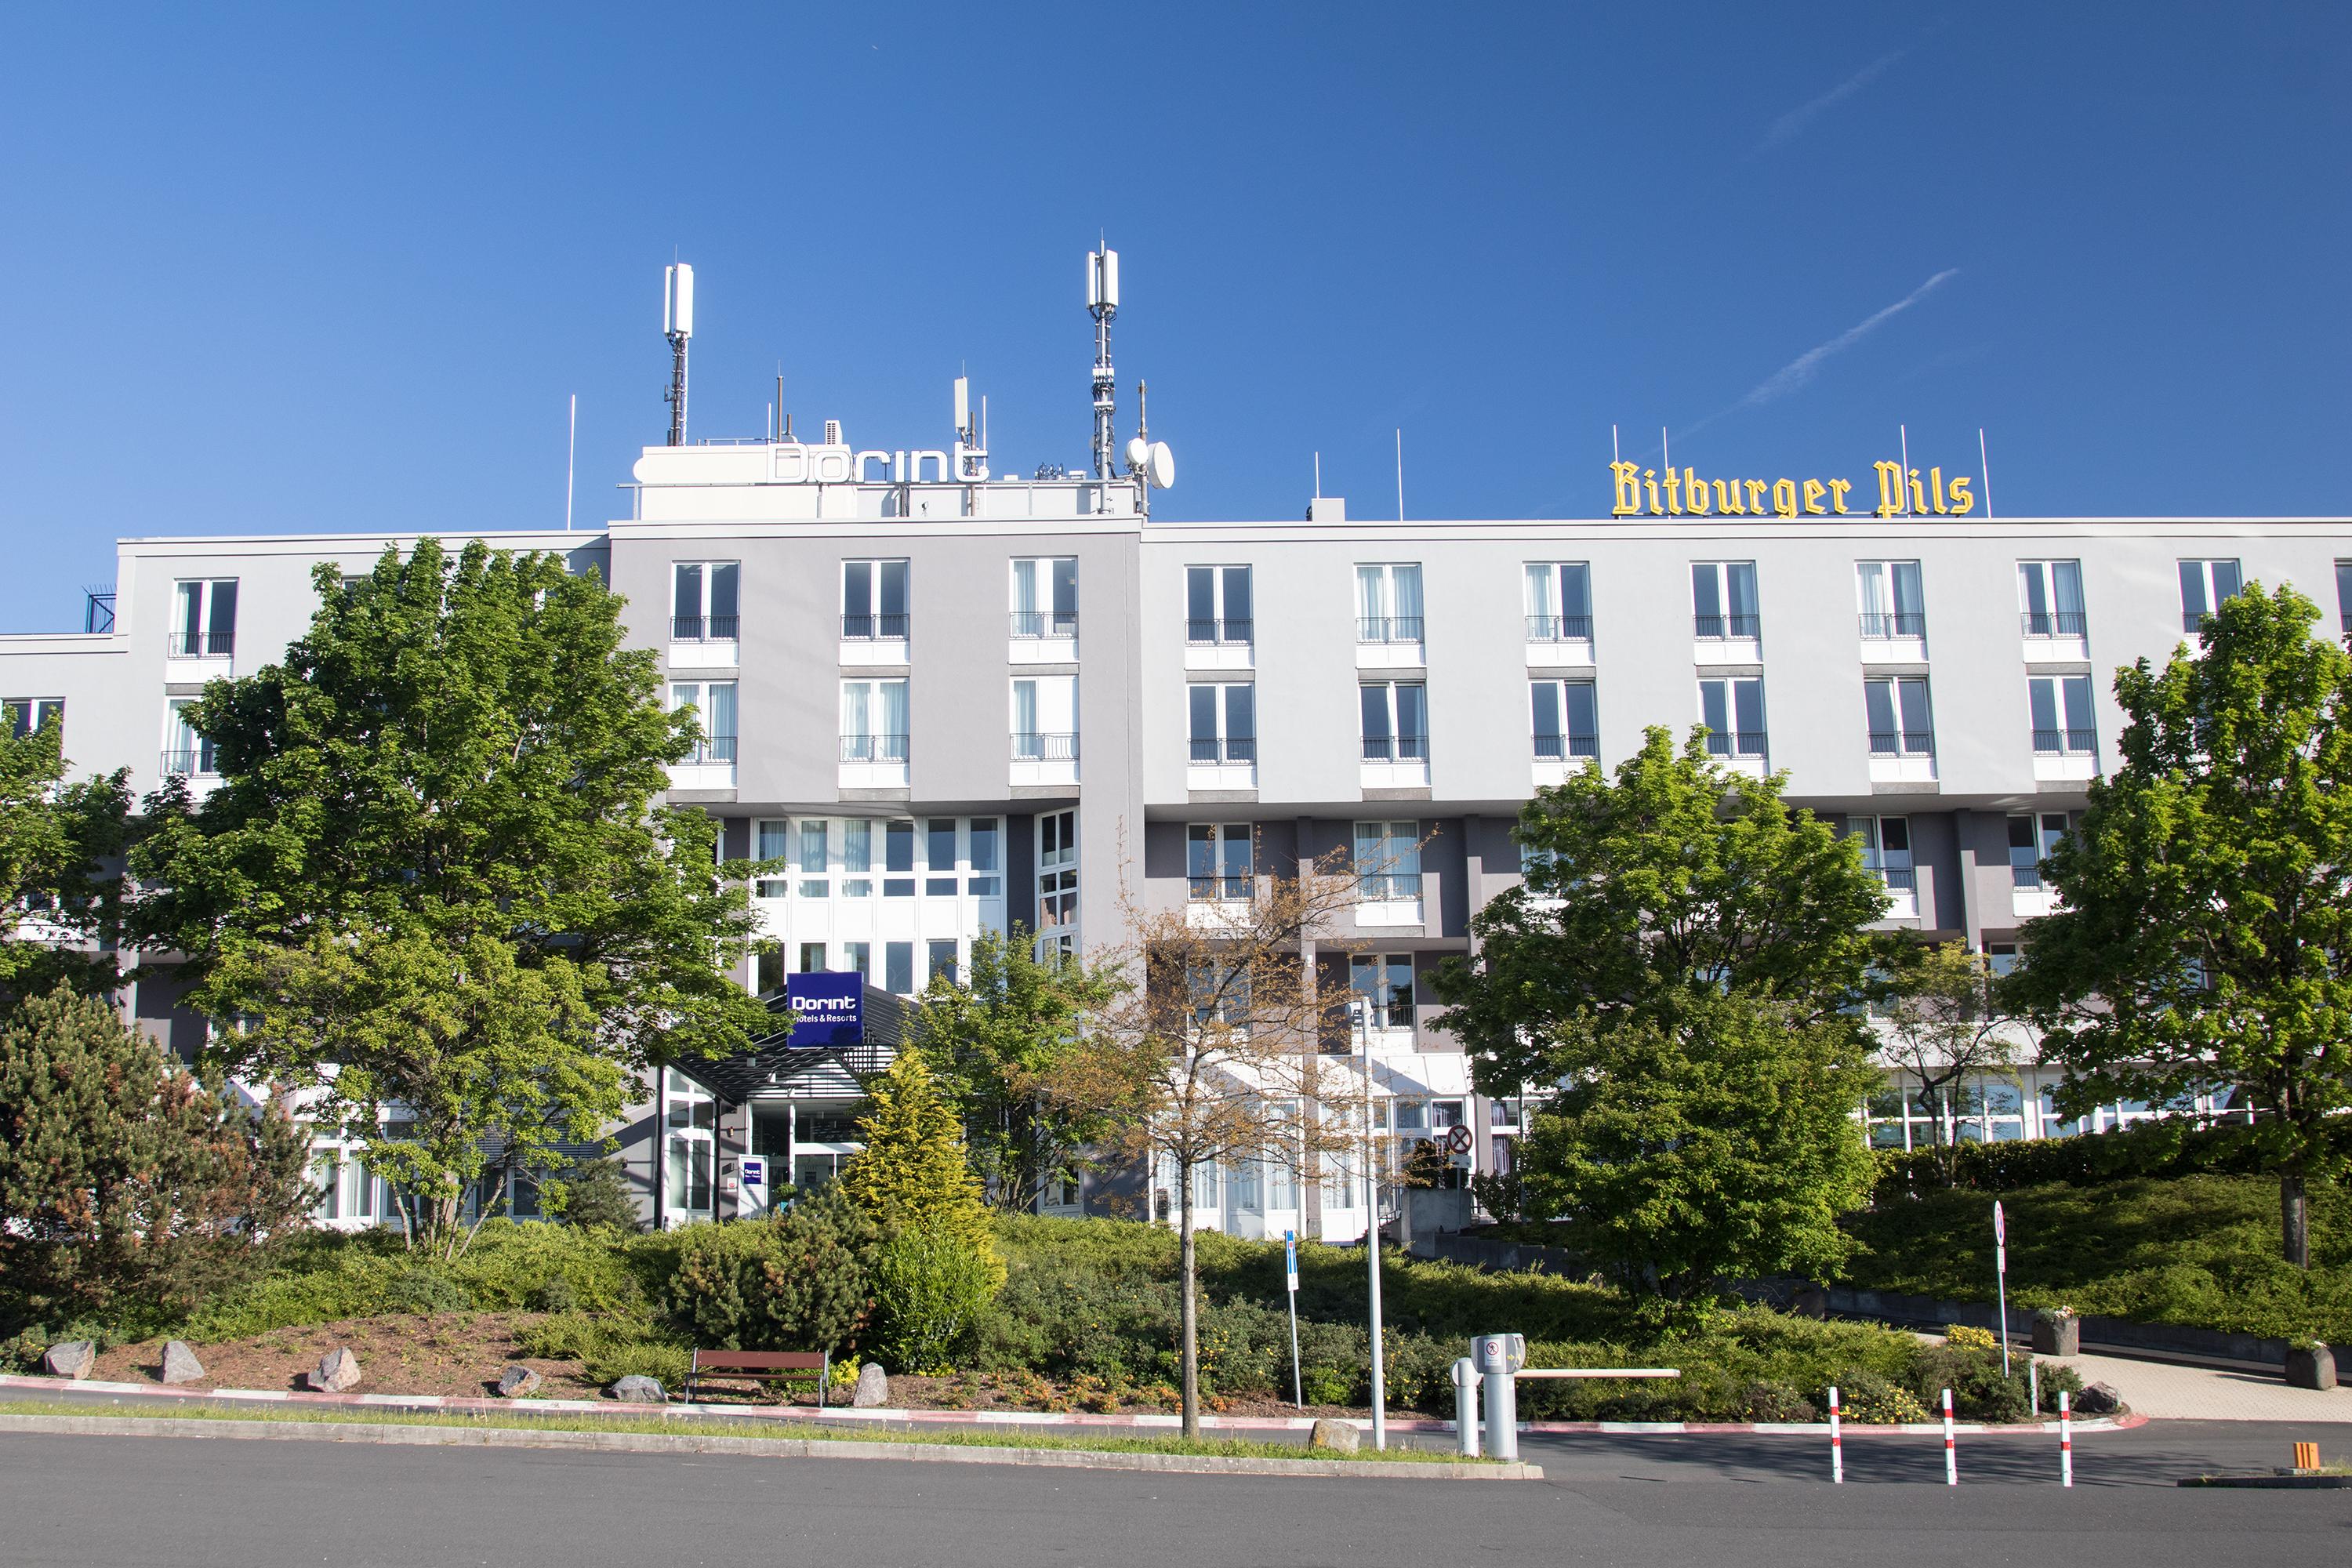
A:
682;1349;829;1407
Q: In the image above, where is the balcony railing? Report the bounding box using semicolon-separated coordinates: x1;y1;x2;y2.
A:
1526;614;1595;642
671;614;741;641
1187;874;1254;902
160;747;219;777
1189;735;1257;764
2011;862;2044;889
1185;617;1253;646
681;735;737;765
2032;728;2098;756
1704;731;1769;758
1361;735;1430;763
1859;612;1927;639
1009;610;1079;639
2183;610;2216;633
2022;611;2089;637
838;733;908;764
168;630;235;657
1011;731;1079;761
1533;731;1599;760
1867;730;1936;757
1356;872;1424;902
1693;613;1761;640
1878;866;1918;893
1357;615;1425;645
840;612;910;641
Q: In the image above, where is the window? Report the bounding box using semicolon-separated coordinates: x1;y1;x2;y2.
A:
885;818;915;897
754;819;789;898
7;699;64;739
1187;960;1250;1030
843;941;872;981
1351;953;1414;1032
672;561;740;641
1691;562;1759;639
1011;676;1077;763
754;942;783;996
797;941;827;972
1697;677;1766;758
839;679;908;763
164;699;218;778
841;818;873;897
1359;681;1428;762
1984;942;2019;978
2179;559;2241;632
884;941;915;995
1846;815;1915;894
1530;680;1598;760
664;1068;715;1218
1188;682;1256;763
172;579;237;658
1354;821;1421;902
2009;812;2070;888
2339;561;2352;637
1039;809;1078;928
968;818;1002;896
797;819;829;898
1187;823;1252;901
1524;563;1592;641
1356;563;1424;644
842;559;909;640
926;818;958;897
2019;561;2087;637
669;681;737;764
1855;561;1925;639
1010;557;1078;638
928;938;960;987
1185;565;1253;644
2029;675;2096;754
1864;676;1934;756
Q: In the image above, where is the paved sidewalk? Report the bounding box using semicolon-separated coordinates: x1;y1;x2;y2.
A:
2053;1349;2352;1422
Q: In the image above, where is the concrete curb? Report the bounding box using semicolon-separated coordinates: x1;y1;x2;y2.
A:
0;1374;2140;1437
0;1412;1540;1480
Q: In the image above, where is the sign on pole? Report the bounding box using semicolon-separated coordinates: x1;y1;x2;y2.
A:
1283;1229;1303;1409
1992;1200;2012;1379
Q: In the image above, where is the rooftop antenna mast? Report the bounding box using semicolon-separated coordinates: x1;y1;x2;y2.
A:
1087;244;1119;479
662;263;695;447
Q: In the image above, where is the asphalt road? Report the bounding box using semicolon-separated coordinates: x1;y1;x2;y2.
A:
2;1423;2345;1567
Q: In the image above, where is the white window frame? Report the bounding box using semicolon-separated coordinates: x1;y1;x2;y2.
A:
170;579;238;661
1355;562;1425;647
1523;562;1593;644
670;561;740;644
2178;558;2241;633
1854;560;1926;641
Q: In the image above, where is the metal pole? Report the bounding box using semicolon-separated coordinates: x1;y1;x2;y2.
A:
1359;1006;1386;1450
1481;1345;1517;1462
2059;1390;2072;1486
1453;1358;1479;1457
1994;1200;2013;1380
564;394;576;532
1828;1385;1843;1483
1285;1229;1303;1409
1942;1387;1957;1485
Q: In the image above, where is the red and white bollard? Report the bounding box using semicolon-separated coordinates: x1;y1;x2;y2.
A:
1942;1388;1957;1485
2059;1390;2073;1487
1828;1385;1843;1483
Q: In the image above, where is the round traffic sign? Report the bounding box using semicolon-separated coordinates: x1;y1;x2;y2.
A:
1446;1124;1473;1156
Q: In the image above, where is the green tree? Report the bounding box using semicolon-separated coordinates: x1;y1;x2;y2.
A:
0;703;131;1009
1875;941;2025;1170
0;986;312;1334
2009;583;2352;1269
911;925;1120;1210
841;1052;997;1272
1432;727;1886;1299
131;539;771;1257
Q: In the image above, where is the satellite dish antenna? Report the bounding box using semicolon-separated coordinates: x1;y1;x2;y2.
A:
1146;441;1175;489
1124;436;1149;474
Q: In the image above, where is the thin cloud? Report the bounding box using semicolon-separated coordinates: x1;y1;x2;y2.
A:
1756;50;1906;154
1671;269;1961;445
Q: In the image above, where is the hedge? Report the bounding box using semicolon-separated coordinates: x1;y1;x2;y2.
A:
1872;1116;2352;1201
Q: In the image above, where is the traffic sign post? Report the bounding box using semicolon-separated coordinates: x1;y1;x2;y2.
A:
1284;1229;1302;1409
1993;1200;2013;1379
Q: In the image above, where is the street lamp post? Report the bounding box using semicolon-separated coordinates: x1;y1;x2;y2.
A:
1355;996;1388;1450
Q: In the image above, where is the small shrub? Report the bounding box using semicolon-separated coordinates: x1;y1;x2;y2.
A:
870;1225;1000;1374
663;1203;874;1355
1742;1381;1817;1422
530;1276;579;1314
1834;1372;1930;1424
1944;1323;1998;1352
552;1159;641;1232
514;1311;603;1361
383;1268;470;1315
1301;1365;1353;1407
583;1337;689;1389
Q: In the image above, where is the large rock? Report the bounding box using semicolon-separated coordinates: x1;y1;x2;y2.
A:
42;1341;95;1380
609;1374;666;1404
496;1365;543;1399
1308;1418;1361;1454
307;1346;363;1393
851;1363;889;1408
2285;1344;2338;1392
159;1341;206;1385
2073;1381;2125;1416
2031;1312;2081;1357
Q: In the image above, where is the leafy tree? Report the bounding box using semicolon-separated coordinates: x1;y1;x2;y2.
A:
0;704;131;1009
1876;942;2025;1167
2009;583;2352;1269
1432;727;1886;1300
550;1156;642;1231
0;986;312;1334
1036;856;1359;1439
1511;994;1878;1300
842;1052;998;1272
911;925;1120;1210
131;539;771;1257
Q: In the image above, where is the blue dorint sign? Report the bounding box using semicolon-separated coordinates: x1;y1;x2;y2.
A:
786;971;864;1048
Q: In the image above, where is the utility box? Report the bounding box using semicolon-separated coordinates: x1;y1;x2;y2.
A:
1472;1334;1526;1375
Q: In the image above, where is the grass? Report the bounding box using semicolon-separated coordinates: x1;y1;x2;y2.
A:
1843;1172;2352;1343
0;1399;1476;1464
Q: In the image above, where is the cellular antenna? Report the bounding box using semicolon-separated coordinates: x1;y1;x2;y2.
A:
662;263;695;446
1087;245;1119;479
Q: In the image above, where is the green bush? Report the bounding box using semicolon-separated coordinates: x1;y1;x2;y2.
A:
582;1336;691;1389
870;1225;999;1374
662;1193;877;1355
1875;1117;2352;1200
551;1159;641;1232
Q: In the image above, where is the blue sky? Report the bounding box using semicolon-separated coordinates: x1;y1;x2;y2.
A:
1;2;2345;629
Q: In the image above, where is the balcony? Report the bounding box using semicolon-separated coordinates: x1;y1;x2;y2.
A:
1009;611;1078;639
671;614;740;642
1356;615;1424;671
168;630;236;658
1359;733;1429;790
1185;735;1256;793
1010;731;1079;788
1185;616;1254;672
668;733;737;792
2032;726;2098;782
1867;730;1937;783
2021;611;2089;638
159;747;220;779
1703;730;1769;776
838;731;909;789
1356;871;1423;927
1693;613;1761;641
1876;864;1919;920
839;613;910;666
1858;612;1927;641
1532;731;1599;788
669;613;739;670
2012;862;2058;918
1185;873;1254;929
1525;613;1595;668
